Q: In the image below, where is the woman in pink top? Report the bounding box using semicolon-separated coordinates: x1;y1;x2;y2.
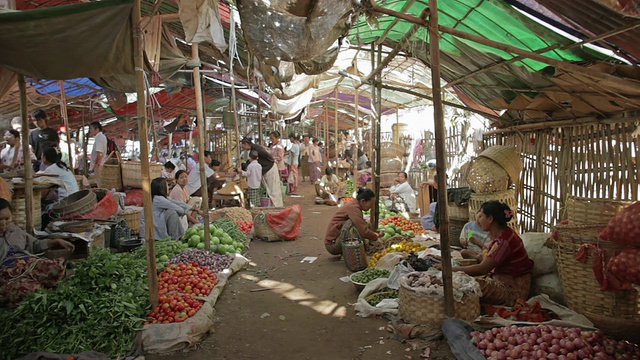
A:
269;131;286;180
444;201;534;306
169;170;200;225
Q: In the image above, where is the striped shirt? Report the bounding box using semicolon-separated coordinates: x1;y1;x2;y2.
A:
486;227;534;277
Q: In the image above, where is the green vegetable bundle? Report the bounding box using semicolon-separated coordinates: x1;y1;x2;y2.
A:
351;268;391;284
0;249;151;359
213;218;248;245
345;179;354;197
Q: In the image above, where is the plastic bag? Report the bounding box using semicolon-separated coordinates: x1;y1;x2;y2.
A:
521;232;556;276
599;201;640;246
265;205;302;241
353;278;398;317
387;261;414;290
375;252;406;271
124;189;143;206
76;192;118;220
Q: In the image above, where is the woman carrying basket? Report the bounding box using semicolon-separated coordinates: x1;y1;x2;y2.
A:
324;188;383;255
438;201;533;306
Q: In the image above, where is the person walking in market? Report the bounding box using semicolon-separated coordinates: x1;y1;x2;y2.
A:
287;133;301;195
186;151;223;206
309;138;323;183
269;131;287;183
240;137;283;207
88;121;107;186
29;109;60;172
300;134;311;183
238;150;262;208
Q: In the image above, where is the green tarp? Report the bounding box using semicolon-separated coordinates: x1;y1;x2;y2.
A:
0;0;134;80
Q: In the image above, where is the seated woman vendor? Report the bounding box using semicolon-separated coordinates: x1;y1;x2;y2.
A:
315;167;345;205
140;177;195;241
0;198;74;307
324;188;383;255
447;201;533;306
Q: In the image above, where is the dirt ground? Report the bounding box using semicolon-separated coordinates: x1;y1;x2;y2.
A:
147;182;454;360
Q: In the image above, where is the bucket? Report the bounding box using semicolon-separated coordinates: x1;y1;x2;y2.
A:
281;184;288;196
260;198;272;207
342;240;368;272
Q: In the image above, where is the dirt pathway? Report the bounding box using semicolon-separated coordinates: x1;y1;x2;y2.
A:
147;183;443;360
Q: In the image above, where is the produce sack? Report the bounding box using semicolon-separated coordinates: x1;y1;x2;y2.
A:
75;192;118;220
265;204;302;241
599;201;640;246
124;189;143;206
531;272;565;305
521;232;556;276
139;254;249;353
353;278;399;317
607;248;640;285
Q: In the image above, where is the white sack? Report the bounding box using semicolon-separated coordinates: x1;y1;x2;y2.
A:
531;272;565;306
522;232;556;276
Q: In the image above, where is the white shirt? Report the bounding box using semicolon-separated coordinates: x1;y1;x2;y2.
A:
389;181;416;213
242;160;262;189
186;157;197;172
90;132;107;170
186;164;214;195
1;145;36;168
41;164;80;199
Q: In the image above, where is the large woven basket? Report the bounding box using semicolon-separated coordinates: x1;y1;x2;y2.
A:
101;159;123;191
465;157;510;193
380;142;405;159
565;196;632;225
468;190;519;233
399;282;480;326
121;161;164;188
552;238;640;321
50;190;97;217
60;220;95;233
447;202;469;220
250;207;284;218
380;171;398;188
553;222;609;245
448;217;468;247
253;214;280;242
117;210;142;234
12;188;42;230
380;157;403;173
478;145;522;184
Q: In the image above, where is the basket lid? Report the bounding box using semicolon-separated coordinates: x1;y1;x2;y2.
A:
478;145;522;184
51;189;96;214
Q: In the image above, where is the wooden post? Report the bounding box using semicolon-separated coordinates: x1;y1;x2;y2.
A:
18;76;34;234
353;87;359;178
230;74;241;163
257;80;263;145
134;0;158;307
334;94;339;163
192;44;211;250
371;43;381;229
429;0;454;317
58;81;73;169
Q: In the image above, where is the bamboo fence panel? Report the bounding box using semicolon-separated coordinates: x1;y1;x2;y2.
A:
485;121;640;233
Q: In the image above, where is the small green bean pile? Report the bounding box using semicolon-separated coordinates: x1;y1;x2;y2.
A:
351;268;390;284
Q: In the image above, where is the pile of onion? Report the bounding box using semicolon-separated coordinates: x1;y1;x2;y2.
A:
471;325;640;359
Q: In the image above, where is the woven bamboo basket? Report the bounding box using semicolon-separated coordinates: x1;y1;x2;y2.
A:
565;196;632;225
399;282;480;326
553;222;609;245
448;217;468;247
101;159;123;191
380;142;405;159
552;238;640;321
468;190;519;234
447;202;469;220
117;210;142;234
380;157;403;173
250;207;284;218
584;313;640;344
12;188;42;230
380;171;397;188
253;214;280;242
465;157;510;193
60;221;95;233
50;190;96;217
478;145;523;184
121;161;164;188
342;240;368;272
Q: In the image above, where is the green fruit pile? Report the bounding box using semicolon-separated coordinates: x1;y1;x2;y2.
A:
182;224;245;255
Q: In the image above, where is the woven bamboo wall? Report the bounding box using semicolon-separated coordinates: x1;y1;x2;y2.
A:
484;121;640;232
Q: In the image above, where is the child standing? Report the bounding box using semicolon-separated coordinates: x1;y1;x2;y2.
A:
238;150;262;208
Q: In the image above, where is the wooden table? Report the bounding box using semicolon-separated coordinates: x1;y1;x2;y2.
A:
211;192;246;209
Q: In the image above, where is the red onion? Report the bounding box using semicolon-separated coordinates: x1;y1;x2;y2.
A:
573;338;584;349
548;354;559;360
552;330;563;339
549;344;561;354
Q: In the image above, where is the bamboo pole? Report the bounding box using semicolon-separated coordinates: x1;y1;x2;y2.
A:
134;0;158;307
192;44;211;251
18;76;34;234
353;87;359;177
230;73;241;163
257;80;263;145
371;43;381;229
334;94;339;161
429;0;454;317
58;81;73;169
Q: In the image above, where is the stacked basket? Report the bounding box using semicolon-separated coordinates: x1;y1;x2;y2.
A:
466;146;522;233
380;142;405;188
552;196;638;342
121;161;164;188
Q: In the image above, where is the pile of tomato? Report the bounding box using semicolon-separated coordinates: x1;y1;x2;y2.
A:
379;215;425;235
342;196;355;204
146;293;203;324
158;262;219;297
237;221;253;235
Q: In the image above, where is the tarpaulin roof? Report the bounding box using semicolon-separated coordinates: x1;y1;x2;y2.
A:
348;0;640;125
0;0;134;80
